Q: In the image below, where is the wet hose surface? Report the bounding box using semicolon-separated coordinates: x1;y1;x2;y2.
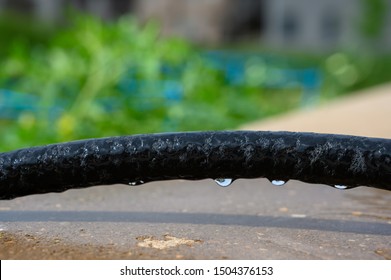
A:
0;131;390;199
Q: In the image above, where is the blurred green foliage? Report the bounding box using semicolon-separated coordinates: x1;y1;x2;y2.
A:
0;13;301;151
321;51;391;98
0;12;55;57
1;13;391;152
361;0;386;39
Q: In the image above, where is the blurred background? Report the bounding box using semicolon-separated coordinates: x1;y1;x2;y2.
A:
1;0;391;151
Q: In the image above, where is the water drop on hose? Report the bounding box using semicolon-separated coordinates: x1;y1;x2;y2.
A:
214;178;233;187
271;180;286;186
129;180;144;186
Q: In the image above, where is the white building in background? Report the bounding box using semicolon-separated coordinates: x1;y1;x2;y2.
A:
263;0;391;52
263;0;358;51
0;0;390;52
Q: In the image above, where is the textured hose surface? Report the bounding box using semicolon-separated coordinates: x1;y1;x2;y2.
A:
1;131;391;199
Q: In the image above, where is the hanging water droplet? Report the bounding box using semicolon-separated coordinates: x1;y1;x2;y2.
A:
214;178;233;187
129;180;144;186
334;184;347;190
271;180;286;186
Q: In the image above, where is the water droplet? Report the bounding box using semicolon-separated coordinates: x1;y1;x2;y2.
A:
271;180;286;186
129;180;144;186
214;178;233;187
334;184;347;190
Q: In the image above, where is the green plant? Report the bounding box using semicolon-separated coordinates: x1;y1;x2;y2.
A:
361;0;387;39
2;12;391;154
1;13;303;151
322;51;391;99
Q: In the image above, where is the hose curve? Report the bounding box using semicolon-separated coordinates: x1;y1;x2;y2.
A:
0;131;390;199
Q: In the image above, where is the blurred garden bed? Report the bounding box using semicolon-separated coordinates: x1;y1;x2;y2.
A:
1;12;391;152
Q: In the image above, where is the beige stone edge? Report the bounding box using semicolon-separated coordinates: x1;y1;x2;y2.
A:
241;83;391;138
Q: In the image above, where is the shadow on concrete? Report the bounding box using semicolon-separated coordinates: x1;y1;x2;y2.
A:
1;211;390;236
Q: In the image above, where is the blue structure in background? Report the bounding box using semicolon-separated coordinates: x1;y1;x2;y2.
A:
0;89;41;119
117;79;183;111
0;51;322;120
203;51;322;106
0;89;64;120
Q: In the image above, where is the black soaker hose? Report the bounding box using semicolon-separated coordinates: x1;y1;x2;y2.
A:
0;131;390;199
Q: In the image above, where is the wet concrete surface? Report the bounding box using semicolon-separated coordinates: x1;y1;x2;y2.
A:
1;84;391;259
0;179;390;259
